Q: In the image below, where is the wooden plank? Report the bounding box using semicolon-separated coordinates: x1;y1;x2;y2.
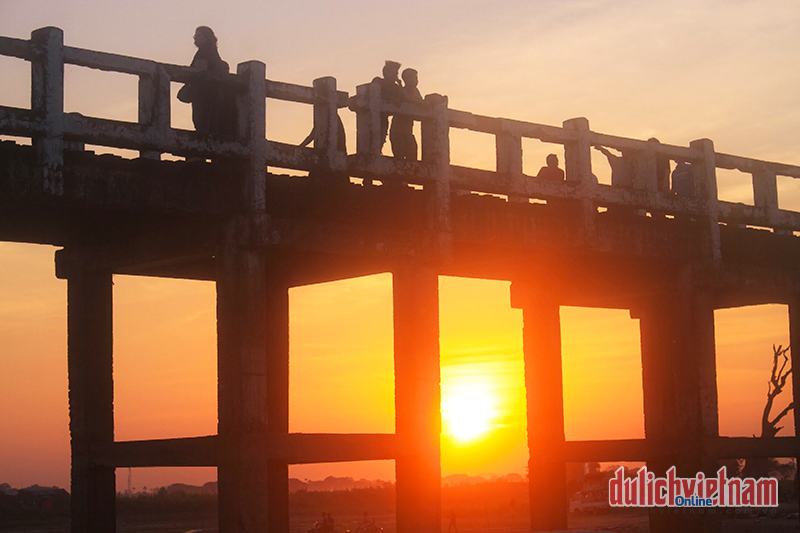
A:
89;433;399;468
563;439;650;462
709;436;800;459
63;46;157;76
67;267;115;533
717;152;800;179
393;264;441;533
521;293;568;531
0;36;33;60
266;79;348;107
447;109;501;134
0;106;40;136
63;114;248;156
92;436;218;468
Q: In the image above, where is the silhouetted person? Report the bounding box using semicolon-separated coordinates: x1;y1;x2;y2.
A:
594;145;632;187
672;160;693;196
324;512;335;533
299;116;347;152
535;153;565;180
448;508;458;533
390;68;423;160
371;60;403;147
299;116;349;186
178;26;232;135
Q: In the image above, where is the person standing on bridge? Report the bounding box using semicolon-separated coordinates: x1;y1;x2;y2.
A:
178;26;232;135
594;145;633;188
371;60;404;148
390;68;423;160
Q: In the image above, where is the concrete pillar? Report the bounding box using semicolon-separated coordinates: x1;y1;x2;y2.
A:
67;266;115;533
355;82;382;157
421;94;452;258
689;139;720;263
266;260;290;533
393;264;441;533
562;117;596;237
636;277;720;533
216;239;289;533
235;61;268;230
520;292;568;531
312;76;343;169
496;126;524;203
787;295;800;530
30;26;64;195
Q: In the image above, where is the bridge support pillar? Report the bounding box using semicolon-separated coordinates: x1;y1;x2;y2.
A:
518;290;568;531
216;239;289;533
66;265;115;533
393;264;441;533
636;277;720;533
787;294;800;530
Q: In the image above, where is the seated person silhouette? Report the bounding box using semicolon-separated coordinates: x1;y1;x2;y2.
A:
536;154;565;180
390;68;423;160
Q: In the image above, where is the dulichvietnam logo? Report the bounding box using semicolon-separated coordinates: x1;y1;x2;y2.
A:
608;466;779;508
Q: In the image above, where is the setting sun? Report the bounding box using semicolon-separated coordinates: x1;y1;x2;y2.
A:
441;376;498;442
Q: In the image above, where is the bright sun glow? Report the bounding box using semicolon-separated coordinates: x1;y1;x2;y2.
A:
442;377;497;442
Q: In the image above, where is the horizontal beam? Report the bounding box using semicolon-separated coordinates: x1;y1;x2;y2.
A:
450;166;706;215
270;433;399;464
562;436;800;464
717;152;800;179
92;436;218;468
710;436;800;459
0;107;40;137
90;433;398;468
718;201;800;231
266;79;348;107
0;36;33;60
564;439;650;463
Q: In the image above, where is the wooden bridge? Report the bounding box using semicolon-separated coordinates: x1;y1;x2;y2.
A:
2;26;800;533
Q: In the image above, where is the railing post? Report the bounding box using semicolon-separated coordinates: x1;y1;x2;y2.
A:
138;66;171;160
236;61;268;231
752;168;787;234
30;26;64;195
562;117;596;237
312;76;345;171
355;82;382;157
633;149;657;192
496;123;524;202
422;93;452;257
690;139;721;263
562;117;591;185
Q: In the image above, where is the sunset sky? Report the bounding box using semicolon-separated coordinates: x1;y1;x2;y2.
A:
1;0;799;492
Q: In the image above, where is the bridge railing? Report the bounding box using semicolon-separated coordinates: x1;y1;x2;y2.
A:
0;27;350;193
3;27;800;245
354;83;800;238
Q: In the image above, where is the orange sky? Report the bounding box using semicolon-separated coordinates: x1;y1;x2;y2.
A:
1;1;799;492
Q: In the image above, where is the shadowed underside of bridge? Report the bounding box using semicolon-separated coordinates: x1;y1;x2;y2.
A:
3;27;800;533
